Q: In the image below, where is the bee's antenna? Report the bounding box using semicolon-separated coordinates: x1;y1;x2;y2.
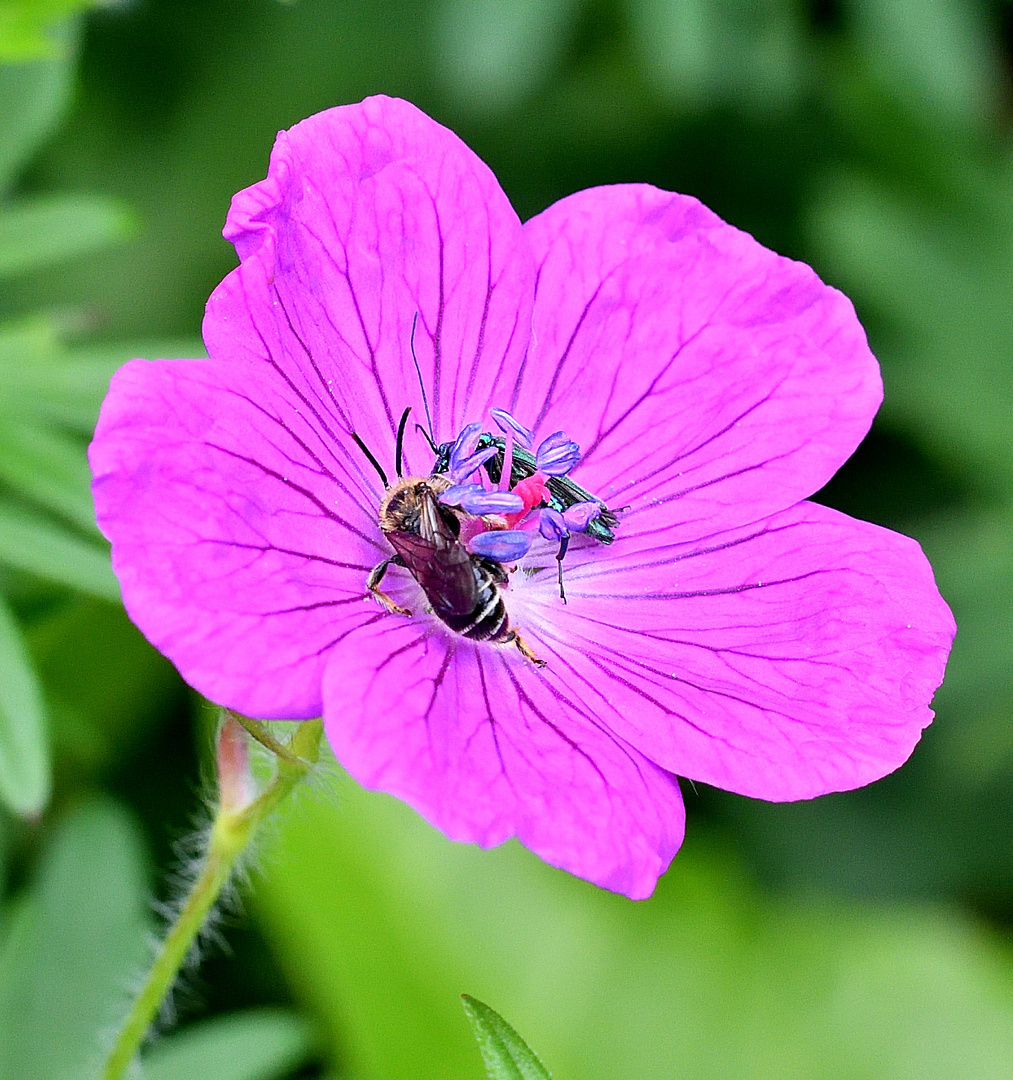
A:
410;312;435;445
415;423;438;453
395;406;411;478
351;431;389;489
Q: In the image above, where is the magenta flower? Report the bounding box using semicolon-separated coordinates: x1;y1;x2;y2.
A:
89;96;954;898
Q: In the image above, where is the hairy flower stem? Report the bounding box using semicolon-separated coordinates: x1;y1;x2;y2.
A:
100;714;323;1080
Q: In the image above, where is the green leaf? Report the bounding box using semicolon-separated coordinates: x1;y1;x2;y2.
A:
851;0;1003;129
0;18;78;194
0;504;118;600
628;0;802;111
255;770;1013;1080
0;318;115;432
462;996;552;1080
0;194;135;280
0;322;205;434
0;1;92;60
0;795;8;890
808;167;1013;487
0;593;48;817
0;799;151;1080
51;340;207;431
0;421;96;532
0;356;120;431
0;316;58;368
28;599;181;775
913;509;1013;788
0;898;34;1067
140;1009;315;1080
434;0;581;115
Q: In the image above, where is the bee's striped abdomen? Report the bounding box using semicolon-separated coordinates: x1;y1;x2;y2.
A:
442;558;511;643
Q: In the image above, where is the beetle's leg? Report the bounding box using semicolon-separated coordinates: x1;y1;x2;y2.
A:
555;533;569;603
367;557;411;616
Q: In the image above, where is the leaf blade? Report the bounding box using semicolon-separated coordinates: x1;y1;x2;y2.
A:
0;593;49;816
0;2;93;61
0;505;118;601
0;194;135;280
0;19;78;194
0;799;151;1080
140;1009;315;1080
0;330;207;433
462;996;552;1080
0;421;97;532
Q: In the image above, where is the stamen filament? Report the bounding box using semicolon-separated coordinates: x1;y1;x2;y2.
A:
500;429;514;493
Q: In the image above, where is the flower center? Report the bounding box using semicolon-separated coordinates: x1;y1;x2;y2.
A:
432;408;618;600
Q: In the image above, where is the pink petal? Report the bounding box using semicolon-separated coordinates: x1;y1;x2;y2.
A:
209;95;534;478
518;185;883;539
88;98;954;900
512;500;955;800
89;356;389;718
321;617;686;899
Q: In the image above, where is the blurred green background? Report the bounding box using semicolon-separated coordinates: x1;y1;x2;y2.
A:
2;1;1013;1077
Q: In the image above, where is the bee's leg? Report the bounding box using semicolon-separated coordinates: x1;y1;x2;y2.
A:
508;630;547;668
367;557;411;616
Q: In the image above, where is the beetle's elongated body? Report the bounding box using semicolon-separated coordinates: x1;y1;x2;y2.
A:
431;434;618;544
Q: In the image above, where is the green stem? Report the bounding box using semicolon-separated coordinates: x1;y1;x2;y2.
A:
231;711;302;765
100;717;323;1080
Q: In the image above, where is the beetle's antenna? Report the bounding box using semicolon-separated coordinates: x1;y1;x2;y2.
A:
394;406;411;478
351;432;388;489
415;423;438;453
410;312;435;445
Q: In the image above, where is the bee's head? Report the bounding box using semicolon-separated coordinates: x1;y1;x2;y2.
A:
378;475;453;533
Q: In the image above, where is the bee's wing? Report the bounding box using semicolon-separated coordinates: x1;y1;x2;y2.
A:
387;490;479;618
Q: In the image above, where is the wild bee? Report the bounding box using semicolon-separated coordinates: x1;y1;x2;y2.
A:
430;432;618;544
354;409;545;667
